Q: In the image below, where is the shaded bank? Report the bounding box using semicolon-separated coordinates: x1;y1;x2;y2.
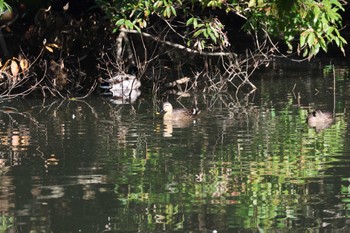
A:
0;1;349;100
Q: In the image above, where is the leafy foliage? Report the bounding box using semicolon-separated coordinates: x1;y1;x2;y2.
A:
97;0;347;58
243;0;347;59
0;0;10;14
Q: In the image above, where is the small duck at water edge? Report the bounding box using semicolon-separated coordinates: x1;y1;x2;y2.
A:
307;110;334;132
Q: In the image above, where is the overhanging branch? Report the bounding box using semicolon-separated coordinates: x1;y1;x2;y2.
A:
120;28;237;57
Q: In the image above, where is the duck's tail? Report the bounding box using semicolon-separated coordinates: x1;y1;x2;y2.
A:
192;108;201;116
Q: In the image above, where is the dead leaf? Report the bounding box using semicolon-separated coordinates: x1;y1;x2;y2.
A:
10;60;19;77
19;58;29;72
45;46;54;53
63;2;69;11
47;43;60;48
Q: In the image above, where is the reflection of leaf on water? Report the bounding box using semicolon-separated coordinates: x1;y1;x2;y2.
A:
0;99;133;174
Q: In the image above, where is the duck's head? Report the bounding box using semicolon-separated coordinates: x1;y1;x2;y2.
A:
162;102;173;113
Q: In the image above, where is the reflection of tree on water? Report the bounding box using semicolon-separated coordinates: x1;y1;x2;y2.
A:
0;107;33;173
0;88;347;232
0;99;126;232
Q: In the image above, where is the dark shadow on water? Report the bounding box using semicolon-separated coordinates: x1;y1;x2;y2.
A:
0;60;348;232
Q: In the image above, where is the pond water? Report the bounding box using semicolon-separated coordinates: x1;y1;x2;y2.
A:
0;60;350;232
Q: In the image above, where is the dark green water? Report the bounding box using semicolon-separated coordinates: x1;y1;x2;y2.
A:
0;61;350;232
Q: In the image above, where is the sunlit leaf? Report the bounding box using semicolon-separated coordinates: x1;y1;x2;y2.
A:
170;6;176;16
302;47;308;57
334;36;339;46
340;36;347;44
248;0;256;7
193;18;198;29
203;29;208;38
193;29;204;37
307;32;315;47
19;58;29;71
125;20;134;29
45;46;54;53
164;6;171;18
47;43;60;48
300;32;306;47
186;17;193;26
153;0;162;8
10;60;19;77
116;19;125;27
313;43;320;55
207;29;216;43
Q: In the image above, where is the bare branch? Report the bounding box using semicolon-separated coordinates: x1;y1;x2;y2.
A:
120;29;236;57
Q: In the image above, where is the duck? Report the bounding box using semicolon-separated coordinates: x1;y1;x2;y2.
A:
107;77;141;94
162;102;201;137
162;102;200;122
307;110;334;132
100;66;141;102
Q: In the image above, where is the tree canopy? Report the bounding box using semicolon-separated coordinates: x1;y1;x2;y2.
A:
97;0;347;59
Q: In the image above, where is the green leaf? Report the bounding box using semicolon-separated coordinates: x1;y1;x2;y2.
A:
319;37;327;51
134;24;141;33
329;0;344;10
164;6;171;18
211;26;219;38
170;6;177;16
302;47;309;57
186;17;194;26
125;20;134;30
248;0;256;7
307;32;315;47
313;43;320;55
300;32;307;47
145;1;150;8
144;9;150;17
327;26;335;35
154;1;162;8
334;36;340;46
193;18;198;28
196;23;204;29
313;6;320;23
201;40;205;49
193;29;204;37
340;36;347;44
207;29;216;43
203;29;208;38
116;19;125;27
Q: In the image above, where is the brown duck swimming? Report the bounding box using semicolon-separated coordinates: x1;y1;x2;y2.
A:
307;110;334;132
162;102;200;137
162;102;200;122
